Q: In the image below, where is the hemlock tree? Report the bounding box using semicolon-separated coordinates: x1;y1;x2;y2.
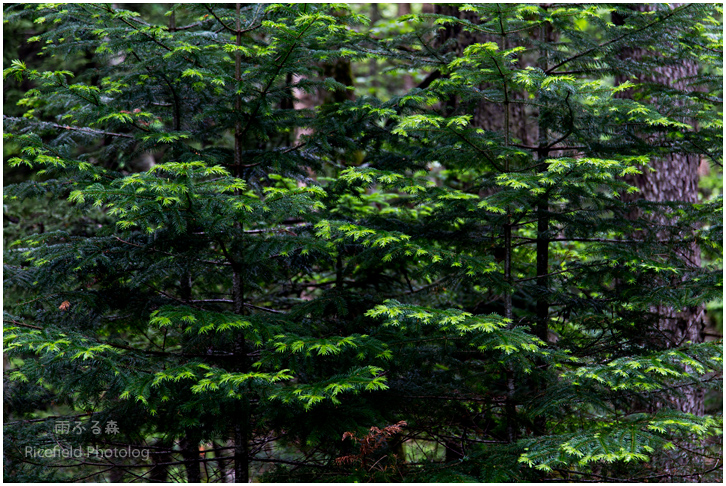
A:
4;3;722;483
4;4;390;482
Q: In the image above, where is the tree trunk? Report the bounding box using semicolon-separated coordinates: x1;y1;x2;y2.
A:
395;4;415;92
432;4;547;446
148;440;171;482
231;6;250;482
369;4;381;94
433;0;559;422
213;440;229;483
181;436;202;483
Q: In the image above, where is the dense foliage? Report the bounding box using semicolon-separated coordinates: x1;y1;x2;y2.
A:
4;3;722;482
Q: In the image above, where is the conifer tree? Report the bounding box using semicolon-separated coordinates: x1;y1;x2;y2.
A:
4;3;722;483
333;4;722;481
5;4;388;481
613;4;708;417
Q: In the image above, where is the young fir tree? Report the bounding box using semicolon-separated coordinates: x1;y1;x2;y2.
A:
4;3;723;483
4;3;390;482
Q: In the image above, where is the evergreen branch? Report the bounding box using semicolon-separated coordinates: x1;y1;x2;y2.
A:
233;20;316;162
672;441;723;461
204;5;237;34
416;70;443;90
189;298;285;314
437;10;548;37
360;45;441;66
239;161;262;169
216;237;239;269
498;7;507;37
514;262;607;283
512;144;586;152
236;143;307;170
415;31;449;66
544;92;573;150
136;324;168;352
113;237;230;266
510;161;551;173
248;457;327;468
157;71;181;132
435;433;507;445
4;318;43;331
204;4;263;35
551;469;629;482
3;116;134;139
172;21;203;32
112;15;172;53
389;336;466;345
635;461;723;482
144;283;203;309
11;294;62;307
392;394;507;404
282;141;308;154
510;207;603;228
291;280;336;288
45;75;100;107
553;460;722;483
105;6;202;68
245;303;285;314
545;4;692;74
687;139;723;167
395;277;449;295
514;237;673;245
100;339;231;358
446;128;505;172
